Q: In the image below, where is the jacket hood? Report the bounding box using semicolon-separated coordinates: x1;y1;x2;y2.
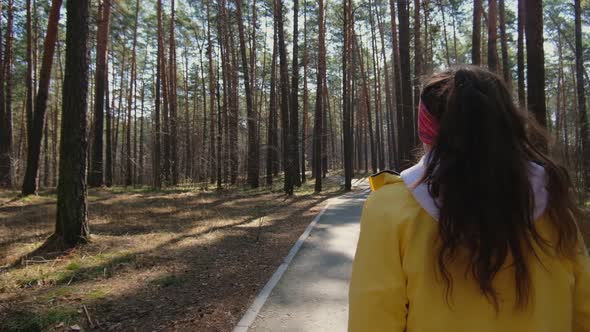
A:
371;156;549;221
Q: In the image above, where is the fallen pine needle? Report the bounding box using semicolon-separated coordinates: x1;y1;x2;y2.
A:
83;305;95;329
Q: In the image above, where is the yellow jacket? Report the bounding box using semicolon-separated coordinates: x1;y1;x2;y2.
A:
349;170;590;332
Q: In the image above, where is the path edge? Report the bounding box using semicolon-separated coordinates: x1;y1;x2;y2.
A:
232;196;336;332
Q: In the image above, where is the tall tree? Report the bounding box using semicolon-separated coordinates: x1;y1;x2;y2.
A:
290;0;301;187
24;0;34;186
0;0;4;185
413;0;422;131
487;0;499;72
154;0;164;189
472;0;482;65
516;0;525;108
389;0;402;168
397;0;413;168
236;0;259;188
139;80;145;184
301;1;308;183
0;0;13;187
437;0;451;66
105;49;112;187
357;37;376;174
125;0;140;186
498;0;510;85
342;0;352;190
276;0;293;194
54;0;90;247
313;0;326;192
89;0;111;187
182;49;191;180
267;3;279;186
375;0;395;168
524;0;546;128
206;0;216;187
169;0;179;185
369;0;384;170
574;0;589;194
21;0;62;195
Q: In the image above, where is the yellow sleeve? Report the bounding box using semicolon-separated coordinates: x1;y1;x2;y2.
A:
348;192;408;332
574;238;590;332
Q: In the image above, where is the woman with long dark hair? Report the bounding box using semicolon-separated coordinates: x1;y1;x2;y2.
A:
349;66;590;331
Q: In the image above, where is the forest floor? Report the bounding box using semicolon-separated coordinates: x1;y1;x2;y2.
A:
0;175;348;332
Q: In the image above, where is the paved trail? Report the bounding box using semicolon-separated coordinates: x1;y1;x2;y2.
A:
235;179;370;332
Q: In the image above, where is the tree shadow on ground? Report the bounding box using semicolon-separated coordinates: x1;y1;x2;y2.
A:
1;186;344;332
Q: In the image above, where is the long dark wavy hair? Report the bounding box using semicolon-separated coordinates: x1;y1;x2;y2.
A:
419;66;582;310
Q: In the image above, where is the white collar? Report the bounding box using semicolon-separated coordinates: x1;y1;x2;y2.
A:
399;156;549;221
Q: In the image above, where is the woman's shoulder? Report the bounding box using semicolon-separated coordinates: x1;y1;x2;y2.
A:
365;170;421;217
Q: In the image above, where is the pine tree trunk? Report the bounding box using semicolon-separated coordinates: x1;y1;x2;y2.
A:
42;107;49;187
574;0;589;195
54;0;90;247
276;0;293;194
125;0;139;186
301;3;308;183
0;0;5;187
113;48;126;184
517;0;525;108
451;4;459;64
413;0;422;147
524;0;546;129
162;31;171;185
89;0;111;187
322;78;329;177
23;0;34;192
105;52;112;187
216;61;222;189
290;0;301;187
313;0;325;193
183;49;191;181
267;8;278;186
199;50;208;184
0;0;13;188
356;37;376;174
342;0;352;190
472;0;482;65
22;0;62;195
375;1;395;168
53;38;61;187
397;0;413;169
154;0;164;189
236;0;259;188
487;0;499;72
169;0;179;185
389;0;402;167
206;0;216;187
498;0;510;85
227;21;236;185
139;80;144;184
437;0;451;66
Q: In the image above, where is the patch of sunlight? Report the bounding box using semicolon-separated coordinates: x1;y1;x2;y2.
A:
6;250;137;289
173;236;207;250
86;288;110;300
295;179;342;197
65;262;81;271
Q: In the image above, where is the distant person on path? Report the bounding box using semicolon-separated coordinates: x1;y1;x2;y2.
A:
349;66;590;332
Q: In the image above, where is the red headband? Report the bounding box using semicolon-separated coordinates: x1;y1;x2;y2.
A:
418;100;439;146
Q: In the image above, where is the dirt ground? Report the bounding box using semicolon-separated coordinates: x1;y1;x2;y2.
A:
0;179;344;332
